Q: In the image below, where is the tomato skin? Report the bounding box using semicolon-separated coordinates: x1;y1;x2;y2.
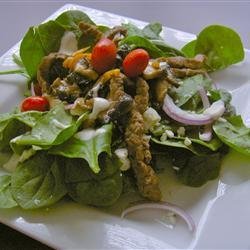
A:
122;49;149;77
21;96;49;112
91;38;117;74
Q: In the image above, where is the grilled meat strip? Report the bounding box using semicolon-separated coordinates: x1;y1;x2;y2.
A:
125;77;161;201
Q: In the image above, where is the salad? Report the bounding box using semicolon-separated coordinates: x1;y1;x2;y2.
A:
0;9;248;229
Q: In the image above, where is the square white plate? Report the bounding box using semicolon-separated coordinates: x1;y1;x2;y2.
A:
1;4;250;249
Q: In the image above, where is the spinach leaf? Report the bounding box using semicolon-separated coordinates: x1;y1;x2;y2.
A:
213;115;250;155
11;152;67;209
181;39;196;57
173;151;222;187
142;22;163;40
11;104;88;154
173;74;212;107
181;25;244;71
122;23;144;37
151;137;208;155
121;22;184;57
0;111;44;150
0;175;17;208
65;155;122;207
123;22;162;40
151;39;186;57
55;10;95;30
120;36;164;58
50;124;112;173
20;21;65;79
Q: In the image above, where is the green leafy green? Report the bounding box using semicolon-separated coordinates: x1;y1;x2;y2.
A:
122;23;144;37
181;39;196;57
55;10;95;30
0;175;17;208
182;25;244;71
120;36;164;58
0;111;44;151
123;22;162;40
50;124;112;173
151;137;207;155
11;104;88;154
11;152;67;209
142;22;163;40
173;74;212;107
151;39;186;57
65;155;122;206
122;22;184;57
20;21;65;79
213;116;250;155
173;151;222;187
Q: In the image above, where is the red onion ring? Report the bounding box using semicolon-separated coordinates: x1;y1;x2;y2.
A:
198;86;210;109
163;94;225;125
121;201;196;233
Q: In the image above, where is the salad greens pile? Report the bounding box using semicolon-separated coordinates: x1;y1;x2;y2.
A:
0;10;248;210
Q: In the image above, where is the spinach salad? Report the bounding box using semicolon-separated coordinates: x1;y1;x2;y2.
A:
0;10;248;226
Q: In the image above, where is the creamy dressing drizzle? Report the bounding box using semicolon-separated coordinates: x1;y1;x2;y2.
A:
89;97;110;120
75;127;106;141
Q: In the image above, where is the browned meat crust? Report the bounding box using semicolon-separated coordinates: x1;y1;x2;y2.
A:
165;54;206;69
171;68;206;78
125;77;161;201
78;22;103;44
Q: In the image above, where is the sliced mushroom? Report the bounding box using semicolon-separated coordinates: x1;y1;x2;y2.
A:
50;77;81;103
74;57;98;81
143;59;166;80
37;53;69;94
105;26;127;44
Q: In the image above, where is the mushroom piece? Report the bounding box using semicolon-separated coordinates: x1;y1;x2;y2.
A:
105;26;127;44
104;94;133;123
50;77;81;103
73;57;98;81
37;53;69;94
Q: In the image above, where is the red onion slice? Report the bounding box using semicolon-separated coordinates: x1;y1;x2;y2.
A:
121;201;196;233
163;94;225;125
198;86;210;109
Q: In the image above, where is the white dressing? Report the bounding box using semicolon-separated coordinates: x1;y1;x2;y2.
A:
75;127;107;141
89;97;110;120
58;31;78;55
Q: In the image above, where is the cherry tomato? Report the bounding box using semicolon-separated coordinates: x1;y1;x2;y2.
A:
122;48;149;77
91;38;117;74
21;96;49;112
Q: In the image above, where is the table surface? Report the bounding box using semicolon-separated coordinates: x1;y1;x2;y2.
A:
0;1;249;249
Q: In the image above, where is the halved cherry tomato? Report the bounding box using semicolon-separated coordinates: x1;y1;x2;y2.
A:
21;96;49;112
91;38;117;74
122;48;149;77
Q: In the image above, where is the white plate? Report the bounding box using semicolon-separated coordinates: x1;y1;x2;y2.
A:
1;4;250;250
